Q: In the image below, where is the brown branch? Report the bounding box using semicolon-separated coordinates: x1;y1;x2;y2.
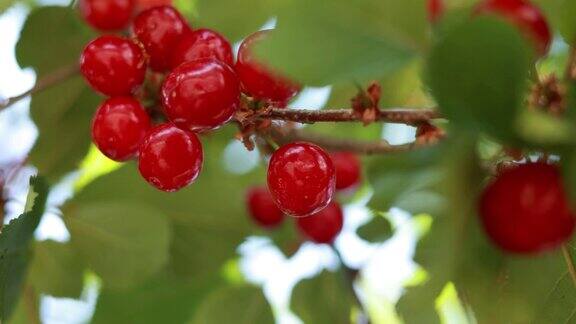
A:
0;64;79;111
268;126;417;155
259;108;439;126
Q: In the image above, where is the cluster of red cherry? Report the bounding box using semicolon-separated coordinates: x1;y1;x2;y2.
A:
77;2;363;243
434;0;575;255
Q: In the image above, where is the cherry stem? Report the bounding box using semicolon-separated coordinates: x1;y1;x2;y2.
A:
267;126;420;155
259;107;439;126
562;244;576;288
0;64;79;111
330;244;370;324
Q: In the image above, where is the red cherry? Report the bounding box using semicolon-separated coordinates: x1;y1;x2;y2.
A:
427;0;444;23
479;163;576;254
475;0;551;56
296;202;344;244
235;30;301;105
80;35;146;96
267;142;336;217
138;123;203;192
170;28;234;69
79;0;135;31
132;5;191;71
161;58;240;132
246;186;285;228
331;152;361;191
91;97;150;162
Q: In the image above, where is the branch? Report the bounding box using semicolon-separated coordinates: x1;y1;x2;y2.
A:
259;108;439;126
268;126;417;155
562;244;576;288
0;64;79;111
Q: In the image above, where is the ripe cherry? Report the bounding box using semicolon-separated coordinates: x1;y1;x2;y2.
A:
479;163;576;254
246;186;285;228
427;0;444;23
132;5;191;71
138;123;203;192
331;152;361;191
235;30;301;105
170;28;234;69
80;35;146;96
79;0;135;31
475;0;551;56
161;58;240;132
296;202;344;244
267;142;336;217
91;97;150;161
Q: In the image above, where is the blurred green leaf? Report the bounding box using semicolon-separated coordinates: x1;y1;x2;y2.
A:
92;272;221;324
193;0;282;42
357;213;393;243
0;177;48;321
190;285;274;324
257;0;428;85
265;220;301;258
533;271;576;323
428;17;531;142
291;270;356;324
558;0;576;44
64;127;262;285
515;109;576;145
65;202;171;290
367;146;445;215
29;240;85;298
16;6;98;182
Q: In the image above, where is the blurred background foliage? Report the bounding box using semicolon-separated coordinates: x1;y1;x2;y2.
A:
1;0;576;323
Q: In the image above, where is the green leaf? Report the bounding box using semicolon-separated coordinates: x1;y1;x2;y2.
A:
0;177;48;321
92;272;221;324
0;0;17;15
427;17;531;142
29;240;85;298
193;0;282;42
189;285;274;324
291;270;356;324
533;271;576;323
265;221;301;258
65;202;171;290
357;213;393;243
64;127;262;283
558;0;576;44
256;0;428;85
367;146;445;215
16;6;99;181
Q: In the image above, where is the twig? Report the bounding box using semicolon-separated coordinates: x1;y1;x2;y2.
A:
259;108;439;126
562;244;576;288
268;126;417;155
0;64;79;111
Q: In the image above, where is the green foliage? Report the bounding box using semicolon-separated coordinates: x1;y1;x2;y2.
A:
256;0;428;85
92;272;221;324
190;285;274;324
192;0;283;42
357;213;393;243
266;220;301;258
16;6;99;182
65;202;171;290
0;177;48;321
428;17;531;142
29;240;85;298
291;270;356;324
367;147;445;215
